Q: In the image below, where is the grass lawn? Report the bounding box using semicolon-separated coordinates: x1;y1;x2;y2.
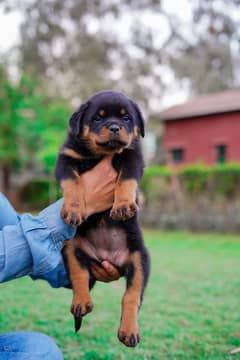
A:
0;230;240;359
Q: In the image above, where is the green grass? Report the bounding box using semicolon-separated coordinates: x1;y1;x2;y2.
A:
0;230;240;359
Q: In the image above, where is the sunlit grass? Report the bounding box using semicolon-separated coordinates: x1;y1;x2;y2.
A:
0;230;240;359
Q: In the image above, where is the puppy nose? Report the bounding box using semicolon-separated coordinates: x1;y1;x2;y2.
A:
109;124;120;133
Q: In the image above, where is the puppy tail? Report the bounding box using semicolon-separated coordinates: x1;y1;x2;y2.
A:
74;315;82;332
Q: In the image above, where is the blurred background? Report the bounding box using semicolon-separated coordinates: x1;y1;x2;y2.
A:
1;0;240;227
1;2;240;359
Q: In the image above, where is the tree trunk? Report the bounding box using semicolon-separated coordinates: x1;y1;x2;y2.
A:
2;164;11;196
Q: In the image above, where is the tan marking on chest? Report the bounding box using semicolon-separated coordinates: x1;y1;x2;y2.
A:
75;223;129;267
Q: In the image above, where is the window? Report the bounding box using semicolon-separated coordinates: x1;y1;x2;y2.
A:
216;144;227;164
170;148;184;164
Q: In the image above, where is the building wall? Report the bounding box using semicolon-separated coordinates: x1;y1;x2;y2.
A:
163;111;240;164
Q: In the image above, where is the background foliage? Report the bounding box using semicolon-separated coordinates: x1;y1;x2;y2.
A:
142;163;240;197
0;3;240;359
140;163;240;231
0;66;70;198
2;0;240;107
1;0;240;202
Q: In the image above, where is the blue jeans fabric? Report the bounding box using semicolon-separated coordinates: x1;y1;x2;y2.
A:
0;332;63;359
0;195;64;359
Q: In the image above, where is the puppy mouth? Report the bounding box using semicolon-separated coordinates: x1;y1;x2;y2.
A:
96;139;128;149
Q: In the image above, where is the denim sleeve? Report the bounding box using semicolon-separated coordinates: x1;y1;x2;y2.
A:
0;199;76;288
0;193;20;228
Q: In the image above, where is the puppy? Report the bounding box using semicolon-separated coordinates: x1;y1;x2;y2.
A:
55;90;150;347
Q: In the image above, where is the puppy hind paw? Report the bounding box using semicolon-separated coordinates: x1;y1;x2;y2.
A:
118;329;140;347
70;298;94;318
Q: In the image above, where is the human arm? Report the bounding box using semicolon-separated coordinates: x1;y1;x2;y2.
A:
0;156;120;286
0;198;120;286
0;193;20;228
79;156;121;281
0;198;75;287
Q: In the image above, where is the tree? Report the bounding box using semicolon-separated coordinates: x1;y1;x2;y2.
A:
2;0;240;172
0;68;30;195
0;67;69;195
36;99;70;173
164;0;240;95
3;0;240;105
1;0;165;112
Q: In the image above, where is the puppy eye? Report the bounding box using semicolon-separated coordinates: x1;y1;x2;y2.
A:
123;114;130;122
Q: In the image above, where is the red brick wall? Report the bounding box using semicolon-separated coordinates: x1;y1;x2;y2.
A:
163;111;240;164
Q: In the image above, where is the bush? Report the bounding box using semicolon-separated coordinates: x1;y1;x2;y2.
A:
20;178;61;210
140;163;240;231
141;163;240;198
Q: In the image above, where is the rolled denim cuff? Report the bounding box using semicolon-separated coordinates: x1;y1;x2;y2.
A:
38;198;76;249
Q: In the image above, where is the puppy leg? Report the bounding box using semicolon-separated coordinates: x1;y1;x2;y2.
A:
118;250;149;347
61;175;86;226
64;241;93;332
55;153;87;226
110;178;138;220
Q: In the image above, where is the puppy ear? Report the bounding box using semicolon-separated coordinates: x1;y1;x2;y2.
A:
69;101;89;135
131;101;145;138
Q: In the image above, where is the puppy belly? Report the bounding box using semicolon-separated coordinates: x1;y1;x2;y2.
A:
79;225;129;267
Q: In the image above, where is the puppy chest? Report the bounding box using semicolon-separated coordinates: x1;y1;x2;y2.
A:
80;224;129;267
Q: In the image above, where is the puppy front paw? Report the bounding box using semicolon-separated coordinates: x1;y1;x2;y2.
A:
61;202;85;226
110;201;138;221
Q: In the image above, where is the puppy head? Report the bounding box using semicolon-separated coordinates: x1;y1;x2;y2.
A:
69;90;145;155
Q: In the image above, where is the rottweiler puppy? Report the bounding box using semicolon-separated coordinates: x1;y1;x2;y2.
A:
55;90;150;347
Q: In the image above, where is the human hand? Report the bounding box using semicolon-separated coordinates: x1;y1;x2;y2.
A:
90;260;121;282
82;156;118;218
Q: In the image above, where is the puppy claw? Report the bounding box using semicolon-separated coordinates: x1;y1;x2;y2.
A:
129;334;138;347
118;332;126;342
122;208;128;217
86;304;93;312
122;207;135;220
71;304;81;318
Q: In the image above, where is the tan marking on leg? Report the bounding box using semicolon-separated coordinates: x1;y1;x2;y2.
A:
60;148;83;160
110;178;138;220
61;177;86;225
65;240;93;316
118;251;143;347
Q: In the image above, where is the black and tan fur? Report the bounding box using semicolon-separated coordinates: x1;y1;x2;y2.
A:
55;90;150;347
